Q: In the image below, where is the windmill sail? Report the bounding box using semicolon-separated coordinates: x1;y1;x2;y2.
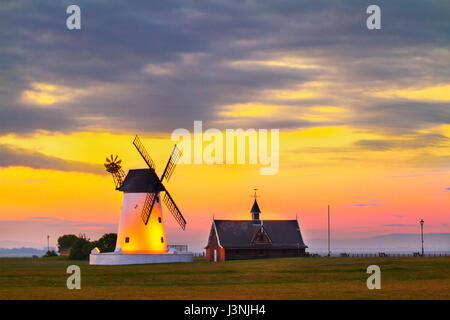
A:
161;144;182;183
141;192;157;225
133;135;156;170
163;190;186;230
129;135;187;230
104;155;126;189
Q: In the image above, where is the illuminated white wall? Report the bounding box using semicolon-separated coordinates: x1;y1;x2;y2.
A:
115;192;167;254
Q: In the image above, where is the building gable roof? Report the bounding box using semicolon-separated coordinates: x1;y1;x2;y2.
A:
251;225;272;244
213;220;307;249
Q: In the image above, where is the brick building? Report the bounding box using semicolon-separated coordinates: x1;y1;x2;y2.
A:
205;199;307;261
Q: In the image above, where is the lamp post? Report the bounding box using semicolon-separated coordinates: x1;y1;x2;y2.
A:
420;219;424;256
328;205;330;257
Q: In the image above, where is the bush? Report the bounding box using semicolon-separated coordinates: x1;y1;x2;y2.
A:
92;233;117;253
69;237;94;260
43;250;58;257
57;232;118;259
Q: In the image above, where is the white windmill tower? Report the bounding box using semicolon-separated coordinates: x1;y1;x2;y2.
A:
90;135;192;265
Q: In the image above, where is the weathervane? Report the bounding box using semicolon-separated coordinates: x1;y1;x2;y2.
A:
252;188;260;199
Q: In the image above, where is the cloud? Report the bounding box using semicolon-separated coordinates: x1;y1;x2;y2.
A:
24;216;115;230
348;202;383;207
0;178;49;183
0;104;80;134
383;224;417;228
0;217;117;245
355;139;392;151
351;101;450;133
0;0;448;135
0;144;103;174
354;133;449;151
20;82;86;106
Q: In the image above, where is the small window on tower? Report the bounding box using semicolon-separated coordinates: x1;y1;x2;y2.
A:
161;237;164;243
156;196;159;203
158;217;162;223
125;237;130;243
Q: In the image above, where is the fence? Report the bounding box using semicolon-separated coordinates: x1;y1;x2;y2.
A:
308;252;449;258
167;244;188;252
351;253;449;257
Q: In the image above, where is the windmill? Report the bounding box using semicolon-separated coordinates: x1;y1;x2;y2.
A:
104;135;186;254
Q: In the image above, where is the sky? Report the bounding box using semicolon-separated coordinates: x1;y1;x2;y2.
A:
0;0;449;252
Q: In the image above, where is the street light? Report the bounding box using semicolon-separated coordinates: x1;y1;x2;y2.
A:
420;219;424;256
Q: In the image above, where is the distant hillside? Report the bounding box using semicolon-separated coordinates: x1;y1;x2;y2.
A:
307;233;450;251
0;247;56;257
0;240;46;249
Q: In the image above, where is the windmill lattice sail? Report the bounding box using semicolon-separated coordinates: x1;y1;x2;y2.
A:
161;144;182;182
141;192;156;225
133;135;156;170
163;190;186;230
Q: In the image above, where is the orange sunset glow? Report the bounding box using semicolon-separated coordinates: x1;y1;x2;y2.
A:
1;1;449;253
1;126;449;251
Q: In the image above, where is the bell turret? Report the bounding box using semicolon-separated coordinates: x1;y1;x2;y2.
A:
251;199;261;222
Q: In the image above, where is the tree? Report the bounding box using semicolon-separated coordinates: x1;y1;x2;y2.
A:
69;237;94;260
93;233;117;253
43;250;58;257
57;234;78;250
58;232;118;259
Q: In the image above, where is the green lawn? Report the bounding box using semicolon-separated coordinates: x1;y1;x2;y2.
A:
0;256;448;299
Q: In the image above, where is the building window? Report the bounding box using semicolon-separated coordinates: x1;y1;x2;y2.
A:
156;196;160;203
282;250;287;255
125;237;130;243
258;250;264;255
161;237;164;243
158;217;162;223
234;250;239;255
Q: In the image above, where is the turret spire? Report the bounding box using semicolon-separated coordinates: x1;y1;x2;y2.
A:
251;189;261;222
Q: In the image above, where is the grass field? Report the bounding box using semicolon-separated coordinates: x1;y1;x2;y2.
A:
0;256;448;299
